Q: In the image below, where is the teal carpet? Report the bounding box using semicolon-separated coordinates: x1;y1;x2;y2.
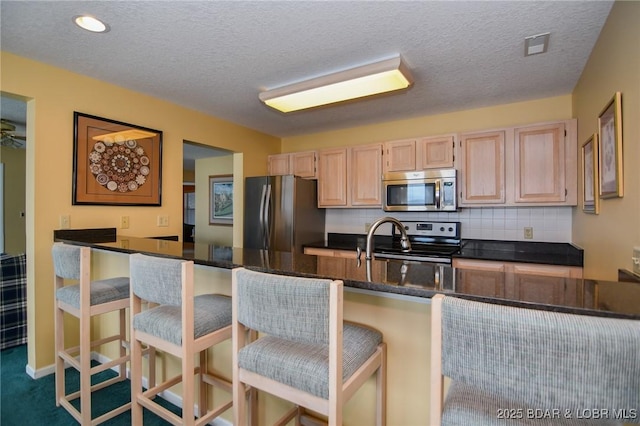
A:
0;345;181;425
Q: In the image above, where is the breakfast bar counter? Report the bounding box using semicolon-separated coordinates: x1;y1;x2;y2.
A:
53;230;640;425
54;231;640;320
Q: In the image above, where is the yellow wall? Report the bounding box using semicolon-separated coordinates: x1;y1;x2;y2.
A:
0;145;26;254
282;95;572;151
572;1;640;280
0;51;279;371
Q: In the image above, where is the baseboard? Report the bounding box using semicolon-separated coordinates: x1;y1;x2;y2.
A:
25;362;55;379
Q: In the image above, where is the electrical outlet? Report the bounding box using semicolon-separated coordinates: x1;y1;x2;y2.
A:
157;215;169;227
120;216;129;229
524;227;533;239
60;215;70;229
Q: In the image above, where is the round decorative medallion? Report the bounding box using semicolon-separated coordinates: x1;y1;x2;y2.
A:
89;139;150;192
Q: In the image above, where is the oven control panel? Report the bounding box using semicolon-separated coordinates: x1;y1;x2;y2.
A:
400;221;460;238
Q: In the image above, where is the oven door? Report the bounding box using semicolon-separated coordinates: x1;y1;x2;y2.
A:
383;178;439;211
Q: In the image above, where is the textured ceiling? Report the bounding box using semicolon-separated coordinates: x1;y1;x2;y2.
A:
1;1;613;138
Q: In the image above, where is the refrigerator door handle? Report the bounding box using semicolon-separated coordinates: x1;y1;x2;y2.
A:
264;184;272;249
259;184;267;248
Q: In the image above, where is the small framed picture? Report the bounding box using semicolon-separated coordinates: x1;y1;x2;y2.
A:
209;174;233;225
581;133;599;214
598;92;623;198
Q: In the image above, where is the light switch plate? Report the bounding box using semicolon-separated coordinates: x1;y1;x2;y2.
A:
633;246;640;276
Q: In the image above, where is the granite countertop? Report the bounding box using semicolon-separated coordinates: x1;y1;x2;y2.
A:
307;233;584;267
54;229;639;319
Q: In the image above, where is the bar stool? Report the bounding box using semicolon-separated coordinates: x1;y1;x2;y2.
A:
53;242;132;424
232;267;387;426
129;253;233;425
430;294;640;425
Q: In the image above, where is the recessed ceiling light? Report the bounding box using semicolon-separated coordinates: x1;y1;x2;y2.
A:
73;15;110;33
524;32;550;56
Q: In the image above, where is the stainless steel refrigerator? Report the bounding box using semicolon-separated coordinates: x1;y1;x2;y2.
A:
244;175;325;253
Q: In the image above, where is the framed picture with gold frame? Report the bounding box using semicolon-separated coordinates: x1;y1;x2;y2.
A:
72;112;163;205
581;133;599;214
598;92;623;198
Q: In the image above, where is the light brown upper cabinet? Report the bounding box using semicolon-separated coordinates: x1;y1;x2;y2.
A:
514;122;568;203
459;130;506;204
317;143;383;208
384;138;416;172
384;135;455;172
459;119;577;207
268;153;290;176
267;150;317;178
317;148;348;207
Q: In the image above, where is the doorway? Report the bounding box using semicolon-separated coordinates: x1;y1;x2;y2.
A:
182;141;234;245
0;94;27;254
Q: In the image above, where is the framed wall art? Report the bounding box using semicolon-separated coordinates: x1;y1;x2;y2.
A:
209;174;233;225
598;92;623;198
72;112;163;205
581;133;599;214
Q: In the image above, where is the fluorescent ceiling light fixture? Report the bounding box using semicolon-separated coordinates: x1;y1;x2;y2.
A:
259;56;413;113
74;15;110;33
524;32;550;56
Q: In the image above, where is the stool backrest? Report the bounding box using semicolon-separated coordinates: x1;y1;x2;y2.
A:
440;296;640;411
130;253;184;306
234;268;334;344
52;243;83;280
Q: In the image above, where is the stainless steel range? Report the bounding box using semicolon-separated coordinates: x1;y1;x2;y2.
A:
373;221;461;264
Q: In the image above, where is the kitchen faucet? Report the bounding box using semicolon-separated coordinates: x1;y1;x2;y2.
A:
365;216;411;260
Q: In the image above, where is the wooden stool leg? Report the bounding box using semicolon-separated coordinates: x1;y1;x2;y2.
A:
119;308;127;380
182;352;195;425
377;343;387;426
199;351;207;418
80;309;92;424
54;304;65;407
130;334;143;425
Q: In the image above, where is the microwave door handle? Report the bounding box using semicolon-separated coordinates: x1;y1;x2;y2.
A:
435;180;441;209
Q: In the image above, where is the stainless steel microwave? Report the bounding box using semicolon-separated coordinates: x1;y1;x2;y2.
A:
382;169;457;212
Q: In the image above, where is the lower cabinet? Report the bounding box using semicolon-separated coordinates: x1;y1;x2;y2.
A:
304;247;385;282
453;258;583;305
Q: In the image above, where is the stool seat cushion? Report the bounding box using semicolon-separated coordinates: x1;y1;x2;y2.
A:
442;381;625;426
56;277;129;308
238;322;382;399
132;294;232;346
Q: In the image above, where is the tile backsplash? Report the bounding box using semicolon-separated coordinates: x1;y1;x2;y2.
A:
325;207;572;243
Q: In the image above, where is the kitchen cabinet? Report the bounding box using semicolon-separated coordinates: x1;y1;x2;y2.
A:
384;135;455;172
317;148;348;206
317;143;382;208
453;258;582;305
514;122;567;203
350;144;383;206
384;139;416;172
453;258;583;278
267;153;290;176
459;119;577;207
453;259;506;297
304;247;385;281
459;130;506;204
268;150;317;178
